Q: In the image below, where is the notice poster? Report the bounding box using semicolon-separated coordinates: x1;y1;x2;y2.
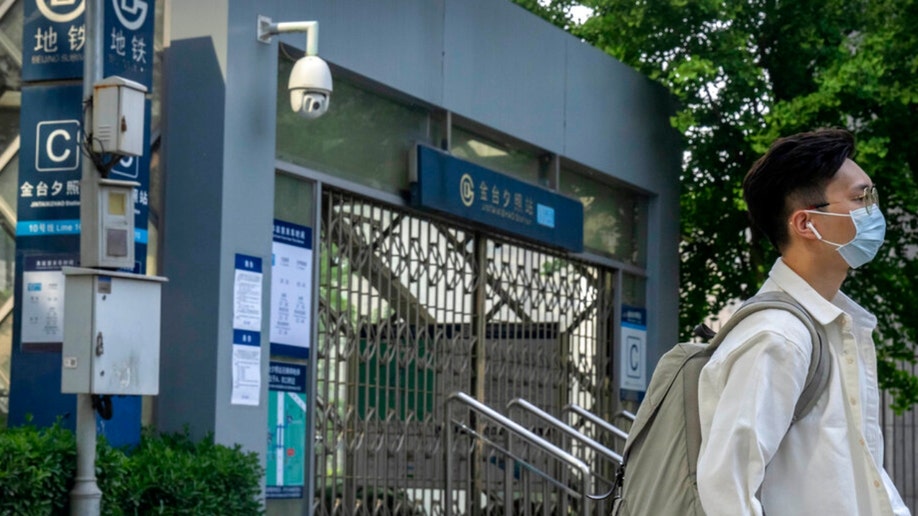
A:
270;220;313;358
20;254;78;348
233;255;263;332
266;362;307;499
231;254;262;406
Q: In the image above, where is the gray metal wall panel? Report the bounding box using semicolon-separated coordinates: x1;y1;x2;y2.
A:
562;39;682;369
274;0;677;196
217;1;279;451
442;0;566;152
563;38;678;195
159;1;278;466
646;195;681;370
168;0;229;79
159;36;226;437
277;0;446;105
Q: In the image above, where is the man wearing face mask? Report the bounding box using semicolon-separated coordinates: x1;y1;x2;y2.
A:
695;129;910;515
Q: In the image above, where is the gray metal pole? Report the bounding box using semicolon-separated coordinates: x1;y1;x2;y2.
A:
70;394;101;514
70;0;103;514
79;0;103;266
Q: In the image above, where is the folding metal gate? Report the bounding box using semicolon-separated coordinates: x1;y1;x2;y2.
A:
313;188;617;515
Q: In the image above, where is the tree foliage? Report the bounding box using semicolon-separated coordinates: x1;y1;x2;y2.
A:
517;0;918;412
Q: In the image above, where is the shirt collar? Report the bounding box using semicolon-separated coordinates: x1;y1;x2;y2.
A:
761;257;875;330
832;289;878;330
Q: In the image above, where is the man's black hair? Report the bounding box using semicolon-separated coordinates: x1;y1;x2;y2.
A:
743;128;856;251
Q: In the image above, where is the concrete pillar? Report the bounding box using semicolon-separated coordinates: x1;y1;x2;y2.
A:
157;1;278;471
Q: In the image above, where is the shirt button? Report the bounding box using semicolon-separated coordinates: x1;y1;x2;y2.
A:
874;480;881;488
850;396;858;406
859;438;866;447
847;357;855;365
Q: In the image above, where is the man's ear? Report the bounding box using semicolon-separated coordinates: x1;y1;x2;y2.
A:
788;210;820;240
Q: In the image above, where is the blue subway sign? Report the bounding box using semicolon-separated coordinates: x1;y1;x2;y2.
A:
18;84;84;225
22;0;86;81
410;145;583;252
23;0;156;88
103;0;155;88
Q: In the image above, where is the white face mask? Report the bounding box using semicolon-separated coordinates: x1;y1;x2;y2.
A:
805;206;886;268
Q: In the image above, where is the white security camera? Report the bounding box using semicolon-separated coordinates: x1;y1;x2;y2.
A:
288;55;333;119
256;16;333;119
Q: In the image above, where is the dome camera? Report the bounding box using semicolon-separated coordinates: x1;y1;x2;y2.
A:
288;55;333;119
255;16;332;119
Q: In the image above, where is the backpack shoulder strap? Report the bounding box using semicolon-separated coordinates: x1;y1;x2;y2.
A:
711;290;831;422
621;342;711;459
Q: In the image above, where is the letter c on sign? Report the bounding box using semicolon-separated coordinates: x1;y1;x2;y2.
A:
629;343;640;371
46;129;72;163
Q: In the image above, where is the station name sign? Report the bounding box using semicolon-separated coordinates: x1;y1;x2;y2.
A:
23;0;155;87
410;144;583;252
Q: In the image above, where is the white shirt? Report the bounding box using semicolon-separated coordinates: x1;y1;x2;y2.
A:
697;258;910;516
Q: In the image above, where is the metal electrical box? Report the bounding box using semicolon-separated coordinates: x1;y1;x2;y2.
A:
61;268;167;395
81;178;138;269
92;76;147;156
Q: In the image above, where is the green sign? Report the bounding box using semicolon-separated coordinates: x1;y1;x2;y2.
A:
358;340;435;421
267;363;307;499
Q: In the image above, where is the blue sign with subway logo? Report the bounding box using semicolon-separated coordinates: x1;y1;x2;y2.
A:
410;144;584;252
23;0;156;88
18;84;83;227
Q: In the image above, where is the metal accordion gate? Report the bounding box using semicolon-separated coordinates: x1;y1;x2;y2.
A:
313;188;618;515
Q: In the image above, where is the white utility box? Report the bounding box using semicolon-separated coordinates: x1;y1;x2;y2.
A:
92;76;147;157
61;267;167;395
82;178;139;269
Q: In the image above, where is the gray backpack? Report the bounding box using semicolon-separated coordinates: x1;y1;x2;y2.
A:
611;291;831;516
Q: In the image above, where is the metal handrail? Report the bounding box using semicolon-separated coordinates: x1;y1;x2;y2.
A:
615;409;637;422
510;398;623;465
451;420;583;496
562;403;630;442
445;391;592;516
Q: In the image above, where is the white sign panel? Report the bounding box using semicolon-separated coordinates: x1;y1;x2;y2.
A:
270;220;313;358
619;306;648;394
21;255;78;346
22;270;64;343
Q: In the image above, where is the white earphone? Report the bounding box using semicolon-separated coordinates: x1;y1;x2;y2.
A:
806;221;824;240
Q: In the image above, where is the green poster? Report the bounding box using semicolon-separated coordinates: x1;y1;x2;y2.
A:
267;363;307;499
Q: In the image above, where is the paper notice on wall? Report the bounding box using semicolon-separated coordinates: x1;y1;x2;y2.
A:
231;336;261;406
231;254;263;406
233;254;263;331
